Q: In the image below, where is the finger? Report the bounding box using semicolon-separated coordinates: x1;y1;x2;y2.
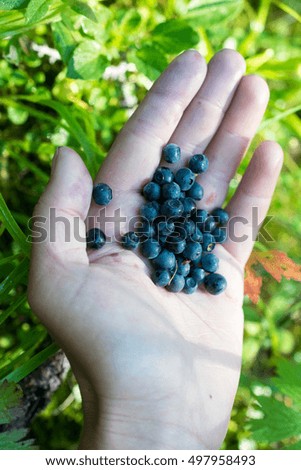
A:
200;75;270;210
29;146;92;267
95;50;207;190
224;141;283;265
166;49;246;162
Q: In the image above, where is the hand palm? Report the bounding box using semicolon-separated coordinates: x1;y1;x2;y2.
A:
29;49;282;449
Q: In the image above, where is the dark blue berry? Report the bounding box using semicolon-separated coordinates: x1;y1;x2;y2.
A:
175;168;195;191
92;183;112;206
190;267;205;284
191;252;203;266
137;220;156;239
201;253;219;273
176;257;191;277
187;181;204;200
153;249;176;270
193;209;208;226
180;197;196;216
175;219;195;238
166;274;185;293
162;143;181;164
141;239;161;259
203;215;217;233
162;182;181;200
156;219;175;236
121;232;140;250
166;236;186;254
86;228;106;249
212;227;227;243
189;154;209;174
189;226;203;243
211;208;229;226
202;233;216;252
161;199;184;218
143;182;161;201
204;273;227;295
153;167;174;185
152;270;171;287
183;277;198;294
183;241;202;260
140;201;160;221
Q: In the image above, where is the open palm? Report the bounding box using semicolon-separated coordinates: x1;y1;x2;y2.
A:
28;49;283;450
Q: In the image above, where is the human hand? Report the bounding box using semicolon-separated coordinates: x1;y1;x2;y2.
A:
28;49;283;450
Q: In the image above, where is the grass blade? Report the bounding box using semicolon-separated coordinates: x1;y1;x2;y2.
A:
0;194;29;254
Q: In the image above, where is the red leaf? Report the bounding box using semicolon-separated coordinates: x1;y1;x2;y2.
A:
244;250;301;303
256;250;301;283
244;254;262;304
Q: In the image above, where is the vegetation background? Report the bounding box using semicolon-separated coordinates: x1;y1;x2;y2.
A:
0;0;301;450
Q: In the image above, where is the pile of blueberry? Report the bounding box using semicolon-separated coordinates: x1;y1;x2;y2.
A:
87;144;229;295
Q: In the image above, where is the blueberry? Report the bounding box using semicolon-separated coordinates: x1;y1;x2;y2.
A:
190;267;205;284
212;227;227;243
121;231;140;250
211;208;229;226
166;274;185;293
140;201;160;221
192;209;208;226
203;215;217;233
166;236;186;254
202;233;216;252
201;253;219;273
92;183;112;206
191;252;203;266
187;181;204;201
143;182;161;201
176;257;191;277
153;249;176;270
152;270;171;287
204;273;227;295
137;220;156;239
156;219;175;236
183;241;202;260
153;167;174;185
162;143;181;164
189;226;203;243
86;228;106;249
141;239;161;259
180;197;196;216
189;154;209;174
175;168;195;191
175;219;195;238
162;182;181;200
183;277;198;294
161;199;184;218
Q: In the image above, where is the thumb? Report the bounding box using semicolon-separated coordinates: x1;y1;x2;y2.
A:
29;146;92;269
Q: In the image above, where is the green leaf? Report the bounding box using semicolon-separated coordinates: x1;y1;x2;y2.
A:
127;45;168;81
67;0;97;22
185;0;243;28
0;0;28;10
52;21;76;64
4;343;60;383
0;381;22;425
24;0;48;24
285;440;301;450
151;19;199;54
68;40;109;80
0;429;35;450
0;381;34;449
0;193;29;254
0;258;29;304
0;293;27;326
272;358;301;409
250;396;301;442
